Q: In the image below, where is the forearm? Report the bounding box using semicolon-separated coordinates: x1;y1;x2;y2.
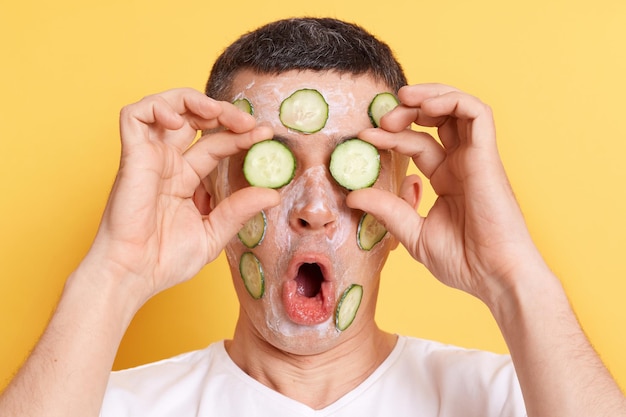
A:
491;263;626;417
0;259;143;417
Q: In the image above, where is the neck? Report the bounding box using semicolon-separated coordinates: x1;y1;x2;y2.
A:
225;319;397;410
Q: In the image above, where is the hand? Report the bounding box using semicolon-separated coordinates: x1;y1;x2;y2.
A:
348;84;543;304
85;88;279;304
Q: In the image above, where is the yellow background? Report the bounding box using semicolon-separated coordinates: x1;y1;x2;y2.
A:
1;0;625;393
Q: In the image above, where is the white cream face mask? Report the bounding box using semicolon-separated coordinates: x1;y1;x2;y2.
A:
216;70;401;349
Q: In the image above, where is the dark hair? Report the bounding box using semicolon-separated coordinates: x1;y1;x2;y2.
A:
205;17;407;100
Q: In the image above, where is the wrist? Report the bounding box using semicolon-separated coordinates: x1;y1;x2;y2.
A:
68;252;150;328
486;259;569;340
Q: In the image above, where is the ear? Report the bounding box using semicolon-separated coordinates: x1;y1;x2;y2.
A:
193;181;213;216
399;174;422;211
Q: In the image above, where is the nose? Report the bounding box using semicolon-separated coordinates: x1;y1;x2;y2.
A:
287;167;340;238
290;189;338;233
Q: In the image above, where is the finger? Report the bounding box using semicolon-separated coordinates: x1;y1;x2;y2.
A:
359;128;446;179
211;100;257;134
419;90;489;119
397;83;460;107
379;104;454;134
377;85;461;133
120;89;259;145
346;187;423;256
119;95;185;147
203;187;280;257
377;105;419;132
418;91;496;149
150;90;256;133
118;89;218;150
183;125;274;180
132;89;224;125
395;83;491;131
393;85;497;152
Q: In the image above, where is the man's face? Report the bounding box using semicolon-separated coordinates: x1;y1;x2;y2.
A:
213;69;405;354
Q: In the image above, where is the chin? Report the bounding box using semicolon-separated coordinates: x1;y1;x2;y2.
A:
265;325;341;356
259;315;345;356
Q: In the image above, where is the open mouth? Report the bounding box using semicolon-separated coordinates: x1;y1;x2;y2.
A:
282;259;336;325
295;263;324;297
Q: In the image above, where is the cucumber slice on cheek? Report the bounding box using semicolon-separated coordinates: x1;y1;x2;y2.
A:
239;252;265;299
357;213;387;251
243;140;296;189
238;211;267;248
335;284;363;331
279;89;329;133
329;139;380;190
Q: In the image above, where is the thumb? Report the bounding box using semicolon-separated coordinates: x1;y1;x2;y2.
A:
346;182;424;258
203;187;280;260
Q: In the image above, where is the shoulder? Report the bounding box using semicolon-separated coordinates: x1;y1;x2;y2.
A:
388;336;525;416
398;335;515;369
395;335;518;386
101;341;228;416
109;341;225;382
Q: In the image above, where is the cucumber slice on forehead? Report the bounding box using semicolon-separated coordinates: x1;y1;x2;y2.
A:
357;213;387;251
239;252;265;299
233;98;254;115
335;284;363;331
368;92;399;127
329;139;380;190
279;88;329;133
243;140;296;188
238;211;267;248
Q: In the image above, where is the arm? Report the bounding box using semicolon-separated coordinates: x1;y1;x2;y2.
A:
348;83;626;417
0;88;279;417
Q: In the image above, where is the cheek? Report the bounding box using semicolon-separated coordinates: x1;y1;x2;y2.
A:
213;153;250;203
374;150;401;193
227;153;250;192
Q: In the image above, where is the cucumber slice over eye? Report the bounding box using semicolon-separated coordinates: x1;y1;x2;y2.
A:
239;252;265;299
279;88;329;133
233;98;254;115
329;139;380;190
238;211;267;248
357;213;387;251
335;284;363;331
243;140;296;188
368;92;399;127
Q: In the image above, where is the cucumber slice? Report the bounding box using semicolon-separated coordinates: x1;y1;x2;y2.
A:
368;92;399;127
357;213;387;251
335;284;363;331
239;252;265;299
329;139;380;190
279;88;329;133
243;140;296;188
233;98;254;115
238;211;266;248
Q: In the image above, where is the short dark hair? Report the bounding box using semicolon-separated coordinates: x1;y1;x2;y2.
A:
205;17;407;100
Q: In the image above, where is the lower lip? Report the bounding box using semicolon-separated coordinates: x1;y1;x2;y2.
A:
282;280;336;325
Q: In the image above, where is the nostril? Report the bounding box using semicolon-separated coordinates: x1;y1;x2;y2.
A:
299;218;309;228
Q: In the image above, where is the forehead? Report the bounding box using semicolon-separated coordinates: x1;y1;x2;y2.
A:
229;69;392;138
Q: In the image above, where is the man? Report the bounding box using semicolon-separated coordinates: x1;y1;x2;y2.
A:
0;17;624;417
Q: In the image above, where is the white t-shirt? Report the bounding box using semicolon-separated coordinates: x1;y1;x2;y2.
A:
101;336;526;416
